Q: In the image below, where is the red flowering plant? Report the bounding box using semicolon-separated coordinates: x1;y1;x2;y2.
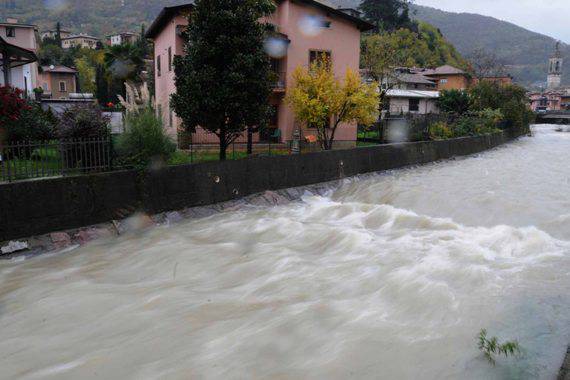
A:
0;86;30;125
0;86;31;146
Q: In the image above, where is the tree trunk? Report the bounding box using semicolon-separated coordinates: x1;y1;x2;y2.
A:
219;128;227;161
247;127;253;155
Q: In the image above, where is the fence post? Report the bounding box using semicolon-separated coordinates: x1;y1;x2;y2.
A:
108;135;114;171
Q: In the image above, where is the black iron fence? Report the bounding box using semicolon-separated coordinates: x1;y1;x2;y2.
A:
0;137;113;182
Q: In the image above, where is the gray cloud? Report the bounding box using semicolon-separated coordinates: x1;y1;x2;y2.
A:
414;0;570;43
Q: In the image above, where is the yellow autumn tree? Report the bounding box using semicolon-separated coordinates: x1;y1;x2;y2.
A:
286;59;379;150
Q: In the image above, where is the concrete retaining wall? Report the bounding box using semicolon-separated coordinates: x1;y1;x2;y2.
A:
0;132;515;241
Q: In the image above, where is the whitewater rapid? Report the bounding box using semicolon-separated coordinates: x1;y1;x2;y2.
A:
1;125;570;379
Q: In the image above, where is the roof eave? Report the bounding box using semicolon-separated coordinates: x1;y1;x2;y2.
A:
291;0;374;31
146;3;194;39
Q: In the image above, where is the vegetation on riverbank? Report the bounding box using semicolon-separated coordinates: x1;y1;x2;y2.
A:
478;329;521;366
430;82;534;140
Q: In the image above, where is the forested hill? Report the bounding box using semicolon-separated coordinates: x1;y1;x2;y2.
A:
3;0;564;87
0;0;185;37
412;5;567;87
328;0;566;87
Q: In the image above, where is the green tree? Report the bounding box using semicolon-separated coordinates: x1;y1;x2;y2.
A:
470;82;533;132
75;57;96;94
55;22;62;47
171;0;275;161
437;89;471;115
361;33;401;107
359;0;416;32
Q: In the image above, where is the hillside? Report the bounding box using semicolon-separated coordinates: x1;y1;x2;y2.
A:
412;5;565;87
0;0;185;37
328;0;565;87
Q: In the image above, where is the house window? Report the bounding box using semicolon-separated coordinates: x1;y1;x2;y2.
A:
59;81;67;92
409;98;420;112
440;78;448;84
6;27;15;38
157;55;161;77
309;50;331;68
168;47;172;72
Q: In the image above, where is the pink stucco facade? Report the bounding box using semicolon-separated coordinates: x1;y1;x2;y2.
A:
149;1;369;146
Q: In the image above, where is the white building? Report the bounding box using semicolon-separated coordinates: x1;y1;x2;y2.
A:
41;29;71;41
107;32;138;46
0;19;39;96
61;34;100;49
386;89;440;115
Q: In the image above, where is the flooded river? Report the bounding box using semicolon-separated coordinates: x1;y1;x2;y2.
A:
2;125;570;379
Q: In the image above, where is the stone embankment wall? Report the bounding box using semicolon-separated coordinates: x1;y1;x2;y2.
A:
0;131;518;242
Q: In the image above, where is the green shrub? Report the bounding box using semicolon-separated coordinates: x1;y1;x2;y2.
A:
470;82;533;134
437;89;471;115
57;104;110;139
4;101;57;143
453;116;478;137
429;121;454;140
475;108;503;135
116;107;176;168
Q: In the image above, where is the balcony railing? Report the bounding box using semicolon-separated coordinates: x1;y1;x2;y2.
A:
271;71;286;91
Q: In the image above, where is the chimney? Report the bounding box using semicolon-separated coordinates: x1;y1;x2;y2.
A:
6;18;19;24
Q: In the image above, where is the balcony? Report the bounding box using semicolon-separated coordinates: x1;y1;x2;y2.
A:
271;71;286;92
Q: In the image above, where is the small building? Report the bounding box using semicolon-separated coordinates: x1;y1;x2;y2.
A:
61;34;100;49
476;75;513;86
146;1;373;147
38;65;78;99
0;18;39;96
41;29;72;41
107;32;138;46
529;89;568;112
391;69;437;91
421;65;471;91
385;89;439;115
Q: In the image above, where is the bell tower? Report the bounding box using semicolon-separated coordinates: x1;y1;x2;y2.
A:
547;41;563;89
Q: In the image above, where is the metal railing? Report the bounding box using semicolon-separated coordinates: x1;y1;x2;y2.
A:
0;137;113;182
271;71;286;90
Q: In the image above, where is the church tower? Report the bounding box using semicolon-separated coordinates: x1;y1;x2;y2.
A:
547;42;563;89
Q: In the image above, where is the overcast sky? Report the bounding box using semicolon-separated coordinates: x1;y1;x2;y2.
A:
414;0;570;43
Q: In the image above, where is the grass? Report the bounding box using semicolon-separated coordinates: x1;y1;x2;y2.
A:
1;147;63;181
169;148;290;165
356;141;379;147
357;130;382;140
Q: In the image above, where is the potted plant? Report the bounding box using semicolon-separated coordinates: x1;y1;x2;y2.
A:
33;87;44;101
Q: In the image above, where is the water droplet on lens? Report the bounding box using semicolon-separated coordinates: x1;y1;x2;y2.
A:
298;15;324;37
263;37;288;59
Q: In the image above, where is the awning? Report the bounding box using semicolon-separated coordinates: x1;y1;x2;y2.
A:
0;35;37;86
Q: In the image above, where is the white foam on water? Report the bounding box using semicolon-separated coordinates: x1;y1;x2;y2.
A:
1;125;570;379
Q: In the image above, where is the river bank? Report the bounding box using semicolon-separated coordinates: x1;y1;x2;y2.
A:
1;130;522;244
1;130;524;259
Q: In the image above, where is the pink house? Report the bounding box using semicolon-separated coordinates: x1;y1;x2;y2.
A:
146;1;373;147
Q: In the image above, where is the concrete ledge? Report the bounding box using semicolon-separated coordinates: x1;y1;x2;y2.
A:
0;131;517;242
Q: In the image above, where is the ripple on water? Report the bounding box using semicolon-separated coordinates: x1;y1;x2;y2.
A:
1;125;570;379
